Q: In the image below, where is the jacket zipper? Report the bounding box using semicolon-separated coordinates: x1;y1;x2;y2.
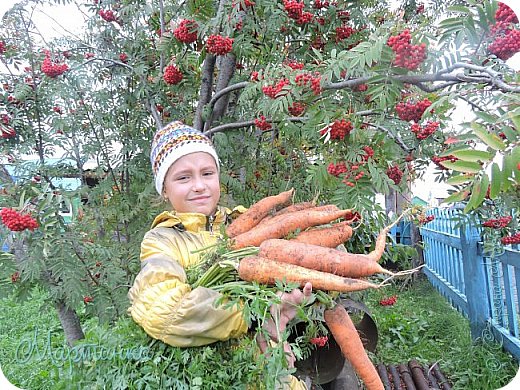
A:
206;214;215;235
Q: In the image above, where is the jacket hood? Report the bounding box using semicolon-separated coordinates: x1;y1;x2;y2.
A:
150;205;246;233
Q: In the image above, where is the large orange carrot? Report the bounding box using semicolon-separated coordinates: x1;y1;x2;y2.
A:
324;304;384;390
255;203;343;229
226;188;294;238
272;201;317;216
231;208;353;249
238;256;379;292
255;201;316;227
258;239;392;278
290;220;354;247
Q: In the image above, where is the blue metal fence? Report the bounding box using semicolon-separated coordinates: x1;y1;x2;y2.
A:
420;207;520;360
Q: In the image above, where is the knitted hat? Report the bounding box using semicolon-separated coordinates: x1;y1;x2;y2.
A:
150;121;220;195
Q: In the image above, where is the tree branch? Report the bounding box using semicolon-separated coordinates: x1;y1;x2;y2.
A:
193;54;216;130
204;53;237;131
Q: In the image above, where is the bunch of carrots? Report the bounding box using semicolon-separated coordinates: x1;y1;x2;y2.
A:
195;188;413;390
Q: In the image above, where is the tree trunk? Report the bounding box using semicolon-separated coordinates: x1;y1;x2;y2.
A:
55;299;85;346
205;54;236;129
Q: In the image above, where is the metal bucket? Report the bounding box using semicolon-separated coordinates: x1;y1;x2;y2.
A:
294;299;379;385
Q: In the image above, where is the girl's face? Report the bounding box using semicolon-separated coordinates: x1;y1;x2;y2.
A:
163;152;220;215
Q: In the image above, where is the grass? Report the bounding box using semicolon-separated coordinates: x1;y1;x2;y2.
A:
0;277;518;389
365;275;519;390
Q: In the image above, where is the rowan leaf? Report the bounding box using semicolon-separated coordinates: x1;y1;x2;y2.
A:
442;189;470;204
465;174;488;212
471;122;506;150
439;160;482;173
502;154;514;192
489;163;501;199
450;149;494;162
446;174;475;185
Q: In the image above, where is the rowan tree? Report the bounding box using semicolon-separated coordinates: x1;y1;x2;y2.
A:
0;0;518;344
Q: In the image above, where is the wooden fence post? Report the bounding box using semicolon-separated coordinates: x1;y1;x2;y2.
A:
460;223;491;339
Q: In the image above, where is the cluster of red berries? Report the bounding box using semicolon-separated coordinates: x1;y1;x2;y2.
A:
119;53;128;63
295;72;322;95
387;30;427;70
353;83;368;92
254;115;272;131
83;296;93;304
282;0;314;25
487;3;519;60
98;9;117;23
418;214;435;225
337;10;350;21
0;40;6;54
283;0;304;19
313;0;330;9
174;19;198;44
0;208;39;232
387;165;403;185
327;162;348;177
2;114;10;125
310;336;328;347
496;2;518;24
285;60;304;70
41;55;68;78
411;121;439;140
395;98;432;122
262;78;289;98
163;65;183;85
488;29;520;61
431;155;458;169
53;106;63;114
11;271;20;283
233;0;255;11
482;216;512;229
379;295;398;306
288;102;306;116
362;145;374;161
1;126;16;139
342;165;365;187
206;34;234;55
336;25;355;41
320;119;353;140
296;11;314;25
250;71;260;81
501;232;520;245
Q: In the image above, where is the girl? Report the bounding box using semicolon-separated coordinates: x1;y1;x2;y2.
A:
128;121;310;389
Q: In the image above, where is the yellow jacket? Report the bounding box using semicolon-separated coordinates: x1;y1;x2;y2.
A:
128;206;307;389
128;206;248;346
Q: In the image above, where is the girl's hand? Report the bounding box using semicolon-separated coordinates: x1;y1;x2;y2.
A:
257;282;312;368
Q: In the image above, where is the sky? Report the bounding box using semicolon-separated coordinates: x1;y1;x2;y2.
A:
1;0;519;203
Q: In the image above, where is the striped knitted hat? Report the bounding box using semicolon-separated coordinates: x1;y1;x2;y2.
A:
150;121;220;195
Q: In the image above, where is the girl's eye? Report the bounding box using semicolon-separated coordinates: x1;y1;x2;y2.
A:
203;171;215;176
176;176;189;181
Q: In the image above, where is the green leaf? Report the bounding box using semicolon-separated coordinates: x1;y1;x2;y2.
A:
438;145;471;157
508;112;520;133
450;149;494;162
465;174;488;212
474;111;498;123
439;160;482;173
442;189;470;204
446;174;475;185
471;122;506;150
502;154;514;192
489;163;501;199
